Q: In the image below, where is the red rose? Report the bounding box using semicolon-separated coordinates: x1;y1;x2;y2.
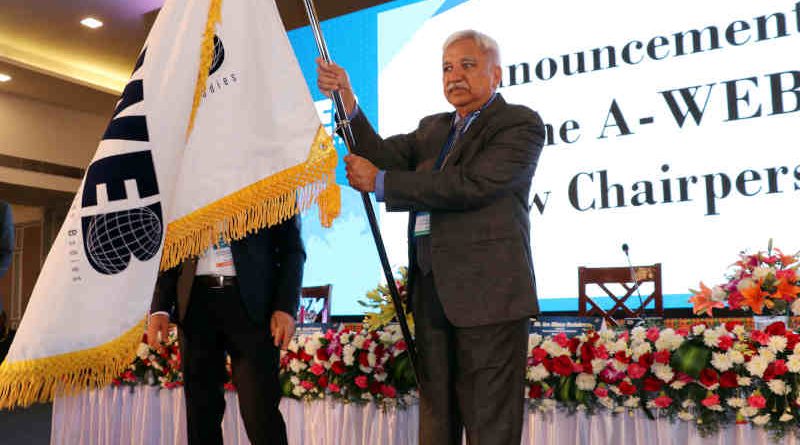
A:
725;321;743;332
318;375;328;388
528;383;543;399
727;291;744;310
653;395;672;408
765;322;787;336
553;333;569;348
369;380;382;395
331;361;346;375
358;351;370;367
764;360;789;381
646;327;661;342
750;330;770;346
614;351;631;364
580;344;595;362
568;338;581;354
701;394;721;408
748;394;766;408
643;376;663;392
787;332;800;351
699;368;719;387
380;384;397;398
594;345;609;360
551;355;575;376
354;375;368;389
627;363;647;380
316;349;330;362
717;336;734;351
618;380;637;395
395;340;407;352
653;350;670;364
637;353;654;367
719;371;738;388
531;347;548;364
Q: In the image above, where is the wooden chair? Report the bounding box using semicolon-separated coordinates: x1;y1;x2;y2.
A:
298;284;332;325
578;264;663;326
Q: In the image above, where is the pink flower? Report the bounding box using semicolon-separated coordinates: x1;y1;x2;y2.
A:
599;366;626;384
594;387;609;398
354;375;368;389
701;394;720;408
653;395;672;408
301;380;314;390
748;394;767;409
310;363;325;376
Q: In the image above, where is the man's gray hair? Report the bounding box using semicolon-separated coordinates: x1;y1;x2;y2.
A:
443;30;501;66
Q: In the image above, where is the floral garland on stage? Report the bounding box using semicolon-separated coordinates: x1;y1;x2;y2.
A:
116;319;800;439
113;245;800;439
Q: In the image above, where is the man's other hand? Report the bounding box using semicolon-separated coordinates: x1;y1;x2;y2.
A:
147;313;170;353
316;58;356;116
270;310;296;350
344;154;378;192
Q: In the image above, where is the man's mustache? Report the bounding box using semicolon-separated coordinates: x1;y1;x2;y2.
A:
446;81;469;93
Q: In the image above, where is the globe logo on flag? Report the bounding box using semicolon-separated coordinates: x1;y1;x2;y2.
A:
209;35;225;76
84;206;163;275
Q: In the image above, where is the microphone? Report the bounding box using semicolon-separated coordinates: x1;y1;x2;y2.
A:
621;243;646;325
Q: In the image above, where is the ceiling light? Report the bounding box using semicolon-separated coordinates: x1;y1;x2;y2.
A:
0;74;11;82
80;17;103;29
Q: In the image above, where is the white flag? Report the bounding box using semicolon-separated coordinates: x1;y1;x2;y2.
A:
0;0;338;408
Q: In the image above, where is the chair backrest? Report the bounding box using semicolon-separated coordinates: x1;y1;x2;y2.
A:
299;284;332;325
578;264;662;326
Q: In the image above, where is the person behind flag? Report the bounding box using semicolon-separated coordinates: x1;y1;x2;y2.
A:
148;216;304;445
317;30;545;445
0;200;13;362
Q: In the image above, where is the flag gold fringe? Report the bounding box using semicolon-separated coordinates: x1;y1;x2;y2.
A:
187;0;222;138
160;125;340;270
0;318;146;409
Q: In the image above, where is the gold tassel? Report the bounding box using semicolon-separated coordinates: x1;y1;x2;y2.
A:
160;126;339;270
187;0;223;139
0;319;146;409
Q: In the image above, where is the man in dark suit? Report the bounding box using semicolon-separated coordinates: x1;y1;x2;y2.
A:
317;30;544;445
148;215;305;445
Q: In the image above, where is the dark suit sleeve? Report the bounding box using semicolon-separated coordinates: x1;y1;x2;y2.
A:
384;108;545;211
0;203;14;278
347;110;418;171
150;264;181;316
271;215;306;318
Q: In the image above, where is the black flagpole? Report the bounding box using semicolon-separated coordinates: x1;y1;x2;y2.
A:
300;0;422;387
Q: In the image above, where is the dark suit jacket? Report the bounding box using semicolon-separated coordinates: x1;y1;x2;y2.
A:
350;94;545;327
150;216;305;326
